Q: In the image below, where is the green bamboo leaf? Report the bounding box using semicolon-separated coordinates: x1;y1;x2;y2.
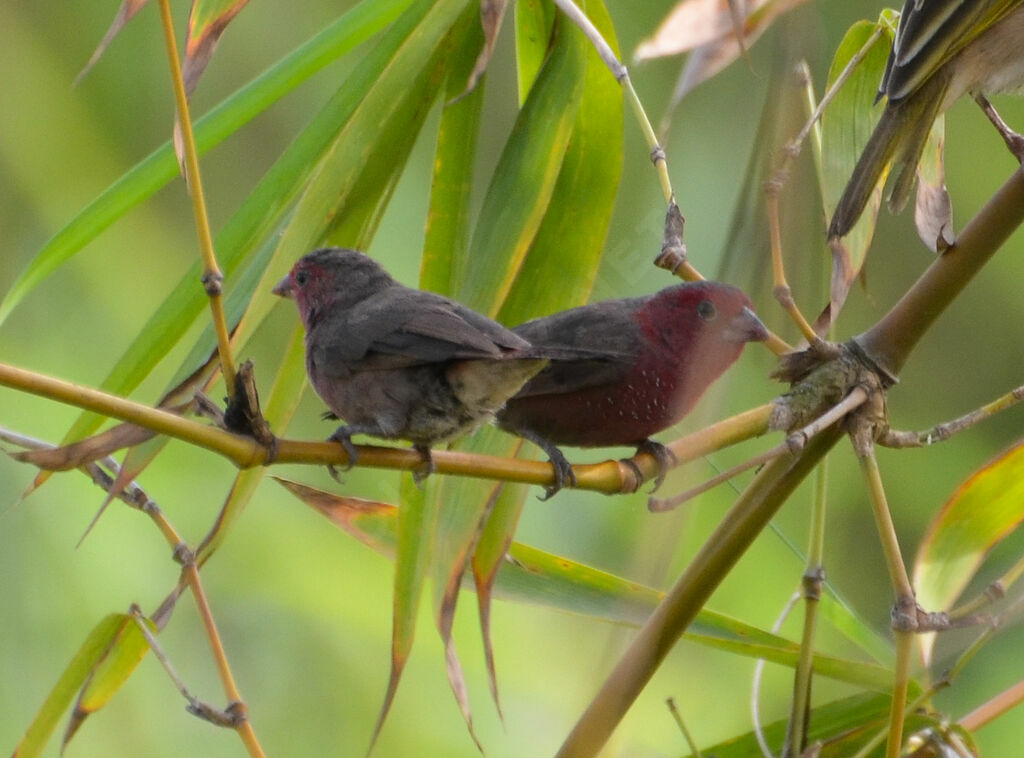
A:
321;49;448;250
469;0;624;713
226;0;464;357
196;323;308;564
820;13;896;313
12;614;128;758
0;0;413;326
63;615;153;750
51;0;425;456
371;474;441;751
421;4;486;298
514;0;556;105
458;9;587;316
688;692;937;758
496;0;623;324
914;439;1024;663
275;479;897;693
428;427;513;734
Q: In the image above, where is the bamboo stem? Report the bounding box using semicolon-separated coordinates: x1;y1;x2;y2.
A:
156;0;236;397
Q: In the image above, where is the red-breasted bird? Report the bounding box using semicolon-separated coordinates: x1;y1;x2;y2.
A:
829;0;1024;239
496;281;769;497
273;247;549;476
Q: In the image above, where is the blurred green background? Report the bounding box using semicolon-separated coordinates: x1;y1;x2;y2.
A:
2;1;1024;755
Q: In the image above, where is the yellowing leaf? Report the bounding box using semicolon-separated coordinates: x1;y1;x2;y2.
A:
914;439;1024;663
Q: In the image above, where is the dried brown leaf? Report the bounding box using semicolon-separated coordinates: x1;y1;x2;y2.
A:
636;0;812;102
914;117;955;253
458;0;510;100
183;0;250;97
11;422;157;472
76;0;150;84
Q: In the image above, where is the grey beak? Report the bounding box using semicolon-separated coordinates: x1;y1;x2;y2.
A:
272;273;295;298
726;306;770;343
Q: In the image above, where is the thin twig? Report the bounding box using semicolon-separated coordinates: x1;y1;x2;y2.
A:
650;387;866;512
156;0;236;397
880;382;1024;447
787;460;828;758
855;440;913;758
666;698;702;758
129;605;240;728
175;545;266;758
950;550;1024;620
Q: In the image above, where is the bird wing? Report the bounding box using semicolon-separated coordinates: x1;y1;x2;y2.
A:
883;0;1020;100
508;299;641;398
508;357;636;398
311;288;525;374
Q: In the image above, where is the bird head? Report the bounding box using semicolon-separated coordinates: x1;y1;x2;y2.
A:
641;281;768;372
273;247;395;328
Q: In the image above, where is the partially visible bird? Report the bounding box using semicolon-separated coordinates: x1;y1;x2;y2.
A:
496;282;769;497
273;247;548;476
829;0;1024;239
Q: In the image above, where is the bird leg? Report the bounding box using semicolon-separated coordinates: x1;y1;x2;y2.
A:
326;424;371;480
411;444;435;485
974;93;1024;162
514;428;576;499
633;439;679;492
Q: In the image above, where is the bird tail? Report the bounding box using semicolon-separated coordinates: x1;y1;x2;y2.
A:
828;73;950;240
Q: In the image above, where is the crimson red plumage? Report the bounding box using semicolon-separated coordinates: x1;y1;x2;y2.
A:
496;281;767;494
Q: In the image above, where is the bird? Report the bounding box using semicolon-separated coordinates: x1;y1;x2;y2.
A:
829;0;1024;239
273;247;550;477
495;281;769;497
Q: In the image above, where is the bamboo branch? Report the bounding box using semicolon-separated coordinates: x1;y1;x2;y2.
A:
156;0;236;397
0;359;774;494
856;168;1024;377
555;423;845;757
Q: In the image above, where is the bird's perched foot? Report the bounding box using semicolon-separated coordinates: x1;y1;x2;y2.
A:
411;444;435;485
327;426;360;481
539;445;577;501
635;439;679;492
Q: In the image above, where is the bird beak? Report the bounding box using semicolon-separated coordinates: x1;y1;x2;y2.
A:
272;273;294;299
726;307;770;343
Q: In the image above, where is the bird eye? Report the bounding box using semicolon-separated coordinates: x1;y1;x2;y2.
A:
697;299;717;321
294;270;309;287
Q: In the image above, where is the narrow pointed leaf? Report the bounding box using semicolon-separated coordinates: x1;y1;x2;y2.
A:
468;0;625;713
429;427;512;735
183;0;251;96
914;439;1024;664
460;0;510;98
368;475;440;752
12;614;128;758
688;692;937;758
496;0;623;323
820;14;896;315
514;0;556;104
63;616;154;749
421;4;486;297
196;323;307;564
275;479;898;691
226;0;465;357
0;0;413;326
77;0;150;83
470;472;525;716
459;10;587;316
